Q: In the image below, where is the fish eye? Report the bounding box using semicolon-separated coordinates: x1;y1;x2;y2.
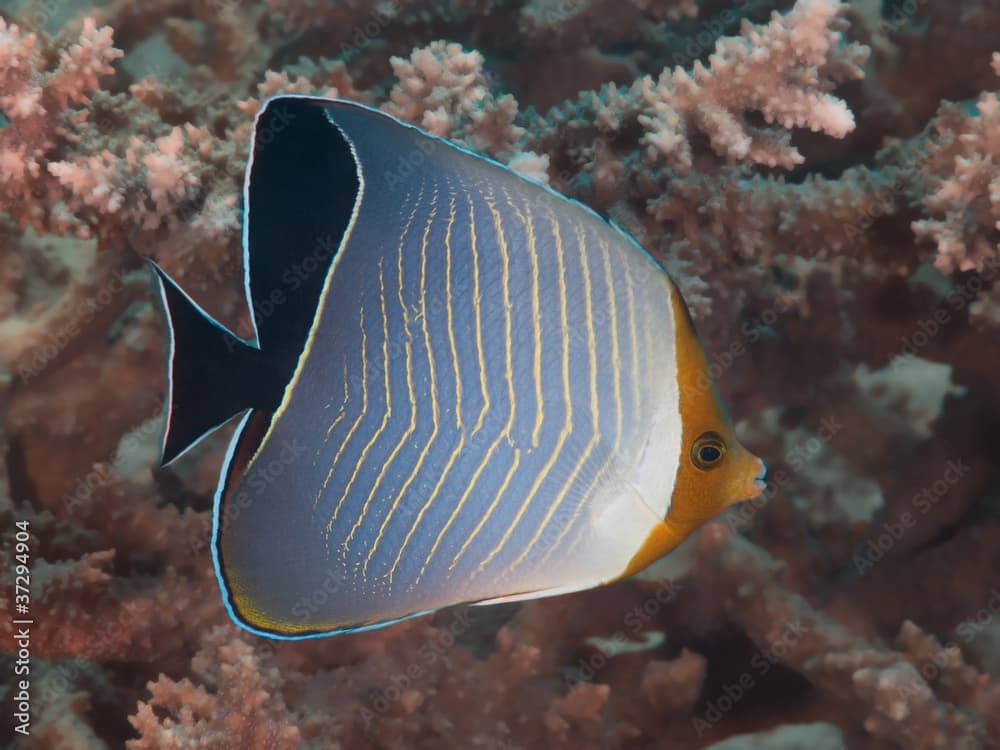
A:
691;432;726;470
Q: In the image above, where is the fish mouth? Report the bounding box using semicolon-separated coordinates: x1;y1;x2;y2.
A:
752;459;768;492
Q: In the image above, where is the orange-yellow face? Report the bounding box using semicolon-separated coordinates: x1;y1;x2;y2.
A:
667;279;767;527
620;280;766;578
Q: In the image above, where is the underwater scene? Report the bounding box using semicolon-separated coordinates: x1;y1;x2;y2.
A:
1;0;1000;747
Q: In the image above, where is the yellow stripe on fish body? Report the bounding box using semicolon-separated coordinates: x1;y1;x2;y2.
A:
150;97;766;639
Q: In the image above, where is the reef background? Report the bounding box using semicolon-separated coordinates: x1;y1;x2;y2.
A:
1;0;999;747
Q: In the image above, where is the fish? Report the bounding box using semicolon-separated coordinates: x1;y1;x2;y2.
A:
148;95;767;639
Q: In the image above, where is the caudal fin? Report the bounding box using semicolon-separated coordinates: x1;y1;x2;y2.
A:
149;261;279;465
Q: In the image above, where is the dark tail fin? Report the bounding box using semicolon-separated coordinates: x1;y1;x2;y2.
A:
148;261;279;465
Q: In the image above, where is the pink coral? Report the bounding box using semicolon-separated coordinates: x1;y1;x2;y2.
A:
0;18;122;235
129;627;302;749
911;56;1000;273
384;40;527;158
236;61;363;119
635;0;869;171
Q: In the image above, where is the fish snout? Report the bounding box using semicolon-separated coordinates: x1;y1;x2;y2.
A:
731;445;767;502
753;457;768;494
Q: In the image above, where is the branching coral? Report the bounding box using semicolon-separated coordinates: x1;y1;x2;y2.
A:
0;18;123;236
685;525;998;749
235;59;364;119
129;627;302;749
910;53;1000;274
0;16;247;257
518;0;876;329
635;0;868;172
531;0;868;182
384;40;527;158
127;619;610;748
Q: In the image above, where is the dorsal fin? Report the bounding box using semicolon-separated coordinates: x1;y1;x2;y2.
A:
243;97;361;359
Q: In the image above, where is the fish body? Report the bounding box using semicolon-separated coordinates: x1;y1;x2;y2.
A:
149;96;766;638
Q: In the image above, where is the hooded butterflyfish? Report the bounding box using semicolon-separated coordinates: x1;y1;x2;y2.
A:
149;96;767;639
